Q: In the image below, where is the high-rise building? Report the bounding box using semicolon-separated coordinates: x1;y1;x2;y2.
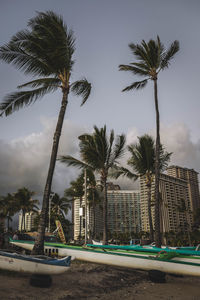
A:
73;196;103;240
107;190;141;234
18;211;38;232
72;183;141;240
140;169;194;234
167;166;200;211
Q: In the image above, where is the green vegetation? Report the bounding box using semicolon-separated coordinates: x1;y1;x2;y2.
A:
0;11;91;254
119;36;179;247
111;134;171;243
59;125;126;244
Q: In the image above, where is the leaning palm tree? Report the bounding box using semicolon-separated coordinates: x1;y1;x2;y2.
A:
119;36;179;247
0;11;91;254
59;125;126;244
112;135;171;242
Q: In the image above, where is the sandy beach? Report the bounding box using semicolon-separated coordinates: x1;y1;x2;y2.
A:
0;261;200;300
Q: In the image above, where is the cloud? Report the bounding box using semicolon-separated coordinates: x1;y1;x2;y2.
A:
0;121;199;204
0;118;87;198
113;123;200;189
160;123;200;173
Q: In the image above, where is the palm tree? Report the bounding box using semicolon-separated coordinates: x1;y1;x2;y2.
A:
14;187;39;232
59;125;126;244
119;36;179;247
176;199;192;245
51;193;70;219
65;174;85;240
0;194;18;231
0;11;91;254
112;134;171;242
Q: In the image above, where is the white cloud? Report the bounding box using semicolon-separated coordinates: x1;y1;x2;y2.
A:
1;121;199;202
0;119;86;197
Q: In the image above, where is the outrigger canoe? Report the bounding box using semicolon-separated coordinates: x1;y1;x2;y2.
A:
0;250;71;274
86;244;200;256
9;239;200;277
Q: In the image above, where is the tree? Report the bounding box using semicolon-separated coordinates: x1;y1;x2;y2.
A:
65;174;85;240
59;125;126;244
0;194;18;231
119;36;179;247
51;193;70;219
0;11;91;254
14;188;39;232
176;199;192;245
112;134;171;242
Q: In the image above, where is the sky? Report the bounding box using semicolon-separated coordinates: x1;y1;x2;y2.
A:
1;0;200;206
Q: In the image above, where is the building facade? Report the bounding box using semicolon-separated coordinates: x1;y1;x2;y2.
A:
107;190;141;235
18;211;38;232
73;183;141;240
140;168;195;234
167;166;200;211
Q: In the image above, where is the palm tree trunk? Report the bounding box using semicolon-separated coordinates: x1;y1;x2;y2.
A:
102;174;108;245
32;87;69;255
154;79;161;248
21;212;23;232
7;217;9;231
93;192;96;239
147;183;154;242
23;212;26;232
79;197;82;241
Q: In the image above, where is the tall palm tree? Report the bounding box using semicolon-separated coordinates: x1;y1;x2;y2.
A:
112;134;171;242
14;187;39;232
0;11;91;254
119;36;179;246
59;125;126;244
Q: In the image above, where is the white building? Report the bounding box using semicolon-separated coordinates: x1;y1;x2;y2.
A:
18;211;38;232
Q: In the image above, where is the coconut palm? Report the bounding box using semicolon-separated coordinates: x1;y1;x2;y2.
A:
65;169;101;241
0;11;91;254
65;173;85;240
119;36;179;246
59;125;126;244
0;194;18;231
51;193;70;219
111;134;171;242
14;188;39;232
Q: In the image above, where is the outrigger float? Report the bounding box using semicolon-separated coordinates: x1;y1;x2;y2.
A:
9;238;200;277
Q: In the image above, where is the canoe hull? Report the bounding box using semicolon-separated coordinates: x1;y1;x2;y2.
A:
10;240;200;277
0;251;71;274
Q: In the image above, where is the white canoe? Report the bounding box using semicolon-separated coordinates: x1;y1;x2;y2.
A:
0;250;71;274
9;240;200;277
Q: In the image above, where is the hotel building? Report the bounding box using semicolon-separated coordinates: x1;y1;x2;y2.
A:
73;183;141;240
140;166;199;234
18;211;38;232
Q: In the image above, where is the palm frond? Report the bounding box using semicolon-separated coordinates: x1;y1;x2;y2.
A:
0;85;57;116
58;155;93;171
119;64;148;76
109;165;138;180
109;134;126;166
0;38;52;76
122;79;148;92
71;78;92;105
18;77;61;89
160;40;180;70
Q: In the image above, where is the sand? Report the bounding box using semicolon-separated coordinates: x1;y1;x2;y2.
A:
0;261;200;300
